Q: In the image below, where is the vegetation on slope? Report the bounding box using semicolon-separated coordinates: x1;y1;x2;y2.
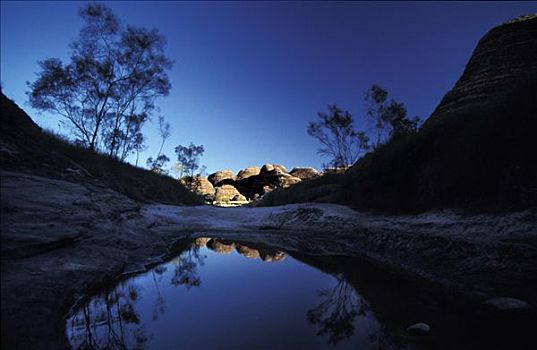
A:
1;93;202;205
258;80;537;213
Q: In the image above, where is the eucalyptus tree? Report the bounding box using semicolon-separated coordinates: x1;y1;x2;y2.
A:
308;105;370;170
28;3;173;158
364;84;419;148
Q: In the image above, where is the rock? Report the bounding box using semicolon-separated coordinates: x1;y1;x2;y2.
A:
260;163;275;173
182;176;215;199
482;297;532;312
261;184;273;194
289;167;321;180
208;170;235;186
206;239;234;254
209;163;304;201
323;165;349;174
278;173;302;188
232;194;247;202
214;184;242;202
260;163;288;175
425;15;537;127
273;164;288;174
406;322;431;336
236;166;260;180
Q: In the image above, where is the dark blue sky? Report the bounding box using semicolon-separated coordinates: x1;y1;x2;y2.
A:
2;1;536;174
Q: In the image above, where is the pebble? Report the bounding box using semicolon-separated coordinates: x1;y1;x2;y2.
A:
482;297;532;311
406;322;431;336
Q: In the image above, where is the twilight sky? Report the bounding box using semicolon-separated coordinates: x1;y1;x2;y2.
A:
2;1;536;174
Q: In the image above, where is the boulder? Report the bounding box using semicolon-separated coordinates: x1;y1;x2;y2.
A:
260;163;288;175
208;170;235;186
406;322;431;336
208;164;305;201
290;167;321;180
260;163;275;173
188;176;215;197
214;184;242;202
232;194;247;202
482;297;532;312
273;164;288;174
278;173;302;188
236;166;261;180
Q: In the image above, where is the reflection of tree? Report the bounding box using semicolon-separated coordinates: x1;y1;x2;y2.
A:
68;281;148;349
306;273;368;345
68;241;209;349
170;245;206;289
151;271;165;321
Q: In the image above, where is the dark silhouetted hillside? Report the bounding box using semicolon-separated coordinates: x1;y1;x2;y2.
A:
259;15;537;213
0;92;202;205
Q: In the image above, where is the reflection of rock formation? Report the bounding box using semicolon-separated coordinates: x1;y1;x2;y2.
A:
206;238;286;262
206;239;235;254
194;237;211;248
259;250;286;262
235;245;260;259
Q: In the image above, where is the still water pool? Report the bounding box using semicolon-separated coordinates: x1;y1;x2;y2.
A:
65;237;429;349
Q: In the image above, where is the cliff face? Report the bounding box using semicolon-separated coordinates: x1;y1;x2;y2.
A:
425;14;537;126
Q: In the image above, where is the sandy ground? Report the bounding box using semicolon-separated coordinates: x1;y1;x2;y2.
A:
1;170;536;349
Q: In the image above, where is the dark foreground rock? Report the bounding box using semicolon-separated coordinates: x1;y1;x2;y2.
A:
0;171;203;349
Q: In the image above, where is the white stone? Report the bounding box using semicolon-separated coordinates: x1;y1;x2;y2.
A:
406;322;431;335
483;297;532;311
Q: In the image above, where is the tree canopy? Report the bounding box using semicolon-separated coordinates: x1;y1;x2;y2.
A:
364;84;420;148
307;105;369;170
27;3;173;160
175;143;205;179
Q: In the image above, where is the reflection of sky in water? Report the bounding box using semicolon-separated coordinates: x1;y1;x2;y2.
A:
67;238;409;349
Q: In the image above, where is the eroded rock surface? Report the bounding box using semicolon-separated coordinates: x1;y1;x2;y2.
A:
208;170;236;186
236;166;261;180
290;167;321;180
214;184;242;202
425;15;537;126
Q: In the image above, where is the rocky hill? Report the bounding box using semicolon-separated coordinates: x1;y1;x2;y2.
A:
425;14;537;126
259;15;537;213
